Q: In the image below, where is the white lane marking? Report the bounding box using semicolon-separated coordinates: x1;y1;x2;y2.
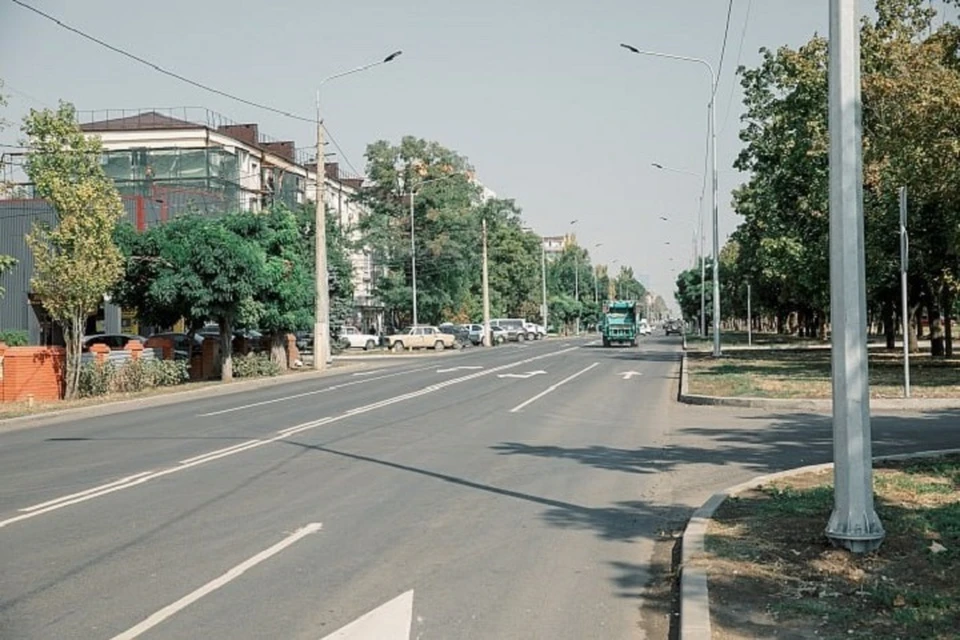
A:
17;471;154;512
497;370;546;379
178;439;264;465
111;523;322;640
198;366;435;417
619;371;642;380
319;590;413;640
436;366;483;373
510;363;600;413
0;346;579;530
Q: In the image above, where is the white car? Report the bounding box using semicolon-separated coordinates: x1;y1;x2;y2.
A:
638;320;651;336
339;326;379;351
524;322;546;339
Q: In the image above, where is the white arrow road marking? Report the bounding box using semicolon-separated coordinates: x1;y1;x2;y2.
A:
111;523;323;640
619;371;642;380
436;365;483;373
0;346;579;530
319;590;414;640
510;363;600;413
497;370;546;379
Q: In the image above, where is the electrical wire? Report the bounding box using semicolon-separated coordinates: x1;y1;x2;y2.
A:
719;0;752;136
9;0;366;176
713;0;736;97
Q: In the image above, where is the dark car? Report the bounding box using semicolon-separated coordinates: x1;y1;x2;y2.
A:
82;333;147;351
665;320;684;336
149;332;204;360
438;323;471;348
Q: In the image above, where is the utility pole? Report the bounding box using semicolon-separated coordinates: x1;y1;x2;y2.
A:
899;186;911;398
747;282;752;346
574;253;580;335
313;94;330;371
482;218;491;346
410;189;418;326
825;0;884;553
540;240;548;331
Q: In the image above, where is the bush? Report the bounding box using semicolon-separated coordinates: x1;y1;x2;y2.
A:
232;352;281;378
78;361;115;397
76;357;189;397
0;330;28;346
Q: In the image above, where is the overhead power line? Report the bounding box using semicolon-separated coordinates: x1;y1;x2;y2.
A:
9;0;366;176
713;0;736;96
720;0;753;135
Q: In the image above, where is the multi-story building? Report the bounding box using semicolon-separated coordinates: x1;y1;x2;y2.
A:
542;233;575;260
0;107;383;342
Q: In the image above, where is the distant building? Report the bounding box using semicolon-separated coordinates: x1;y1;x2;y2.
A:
0;107;384;341
542;234;575;259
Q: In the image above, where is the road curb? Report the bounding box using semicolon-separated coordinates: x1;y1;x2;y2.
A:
677;354;960;411
679;447;960;639
0;363;366;432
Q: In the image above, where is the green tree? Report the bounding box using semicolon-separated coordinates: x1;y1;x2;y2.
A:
0;83;19;301
23;102;125;398
113;214;267;381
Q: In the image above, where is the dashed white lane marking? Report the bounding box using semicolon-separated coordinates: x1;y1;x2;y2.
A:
510;362;600;413
110;523;323;640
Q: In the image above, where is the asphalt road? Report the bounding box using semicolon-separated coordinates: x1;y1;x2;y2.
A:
1;335;958;639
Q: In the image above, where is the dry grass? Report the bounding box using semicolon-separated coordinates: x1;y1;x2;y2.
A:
701;455;960;639
688;349;960;399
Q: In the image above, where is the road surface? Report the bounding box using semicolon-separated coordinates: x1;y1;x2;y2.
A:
1;336;958;639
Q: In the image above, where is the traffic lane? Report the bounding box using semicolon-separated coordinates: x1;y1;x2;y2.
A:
0;339;662;639
0;343;582;520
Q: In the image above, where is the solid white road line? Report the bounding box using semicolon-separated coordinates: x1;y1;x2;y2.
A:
110;522;323;640
319;590;414;640
509;362;600;413
198;366;435;417
0;346;580;530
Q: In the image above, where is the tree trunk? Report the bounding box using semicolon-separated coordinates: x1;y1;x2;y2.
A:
219;317;234;382
883;296;896;349
931;303;945;358
270;332;288;370
945;290;954;358
908;303;920;353
777;310;788;335
63;314;84;400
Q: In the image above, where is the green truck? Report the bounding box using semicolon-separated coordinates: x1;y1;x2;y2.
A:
600;300;639;347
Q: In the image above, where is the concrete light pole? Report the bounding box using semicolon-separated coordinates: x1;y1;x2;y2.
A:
482;218;492;346
624;44;720;356
825;0;884;553
570;219;580;335
314;50;402;371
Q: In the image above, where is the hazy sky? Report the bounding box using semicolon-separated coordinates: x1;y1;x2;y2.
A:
1;1;954;307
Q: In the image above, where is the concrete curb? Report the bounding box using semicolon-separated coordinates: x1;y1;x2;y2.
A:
679;447;960;639
677;354;960;411
0;362;367;432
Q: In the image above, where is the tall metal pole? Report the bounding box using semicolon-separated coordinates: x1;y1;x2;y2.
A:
410;190;418;326
541;240;549;331
825;0;884;553
747;282;752;346
313;93;330;371
710;94;721;357
621;45;719;354
899;186;911;398
699;197;707;337
574;254;580;335
482;218;492;346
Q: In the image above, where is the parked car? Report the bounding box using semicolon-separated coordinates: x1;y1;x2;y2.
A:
148;332;204;360
489;325;507;345
524;322;546;339
386;326;456;352
198;323;263;350
438;323;471;348
338;326;379;351
82;333;146;351
465;323;485;345
638;320;651;336
491;318;532;342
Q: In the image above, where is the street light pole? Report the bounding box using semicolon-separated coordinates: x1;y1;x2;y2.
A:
825;0;884;553
408;171;463;327
313;51;402;371
624;44;720;356
541;238;549;331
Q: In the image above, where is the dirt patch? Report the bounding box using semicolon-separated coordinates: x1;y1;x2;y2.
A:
687;350;960;399
700;455;960;639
